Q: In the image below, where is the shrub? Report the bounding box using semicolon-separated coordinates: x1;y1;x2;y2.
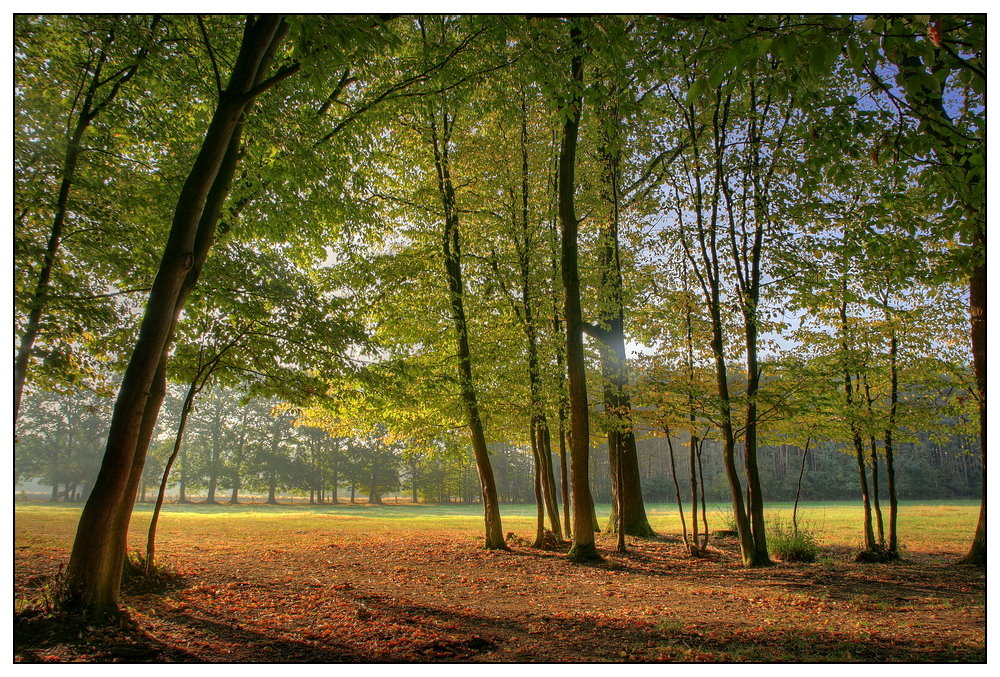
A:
768;519;819;563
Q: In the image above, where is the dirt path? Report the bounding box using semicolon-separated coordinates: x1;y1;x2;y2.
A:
14;525;985;662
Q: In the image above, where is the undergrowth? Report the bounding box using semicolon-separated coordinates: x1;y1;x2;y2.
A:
768;519;819;563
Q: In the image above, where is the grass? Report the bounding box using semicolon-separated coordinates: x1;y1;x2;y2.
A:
14;499;980;555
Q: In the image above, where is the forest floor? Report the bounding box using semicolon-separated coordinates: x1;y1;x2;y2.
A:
13;502;986;663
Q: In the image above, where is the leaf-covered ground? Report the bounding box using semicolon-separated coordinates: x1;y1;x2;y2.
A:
14;504;985;663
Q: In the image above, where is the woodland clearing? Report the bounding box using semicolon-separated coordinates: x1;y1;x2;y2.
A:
13;502;985;663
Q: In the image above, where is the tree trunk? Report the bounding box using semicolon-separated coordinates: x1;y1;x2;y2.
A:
538;421;562;539
428;100;506;550
792;437;811;532
267;470;278;505
531;422;546;547
742;309;770;563
960;254;985;566
709;305;757;564
145;378;197;572
841;293;876;552
594;85;653;539
558;21;598;561
885;328;899;553
664;427;689;552
63;16;291;618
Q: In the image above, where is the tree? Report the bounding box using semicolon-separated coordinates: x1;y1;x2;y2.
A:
14;16;161;422
557;19;600;561
417;16;508;550
64;15;298;618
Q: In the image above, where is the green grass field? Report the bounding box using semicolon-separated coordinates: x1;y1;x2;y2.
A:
14;499;981;555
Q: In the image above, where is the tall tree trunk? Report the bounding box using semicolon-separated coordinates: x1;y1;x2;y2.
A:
709;302;756;564
63;16;291;618
960;252;985;566
428;102;506;550
841;293;876;552
742;308;770;563
594;86;653;539
861;376;886;547
559;21;598;561
559;417;570;535
885;327;899;554
267;470;278;505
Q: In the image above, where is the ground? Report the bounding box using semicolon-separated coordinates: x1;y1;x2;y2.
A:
13;502;986;662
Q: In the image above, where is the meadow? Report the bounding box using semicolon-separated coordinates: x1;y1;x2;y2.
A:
14;500;985;662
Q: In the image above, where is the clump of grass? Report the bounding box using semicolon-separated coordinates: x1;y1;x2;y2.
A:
768;519;820;563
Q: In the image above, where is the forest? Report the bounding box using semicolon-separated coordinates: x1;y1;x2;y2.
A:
13;14;985;663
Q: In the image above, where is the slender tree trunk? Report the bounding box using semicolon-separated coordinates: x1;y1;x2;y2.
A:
689;432;700;551
531;422;546;547
665;428;689;552
842;296;876;552
428;103;506;550
696;441;709;548
792;437;811;533
559;21;598;561
742;313;770;563
861;376;886;547
885;328;899;554
559;418;570;535
710;308;756;564
14;127;84;423
145;378;198;572
538;421;562;538
869;434;885;546
63;16;291;618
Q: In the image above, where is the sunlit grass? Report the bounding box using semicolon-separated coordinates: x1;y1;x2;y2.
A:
14;499;980;555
